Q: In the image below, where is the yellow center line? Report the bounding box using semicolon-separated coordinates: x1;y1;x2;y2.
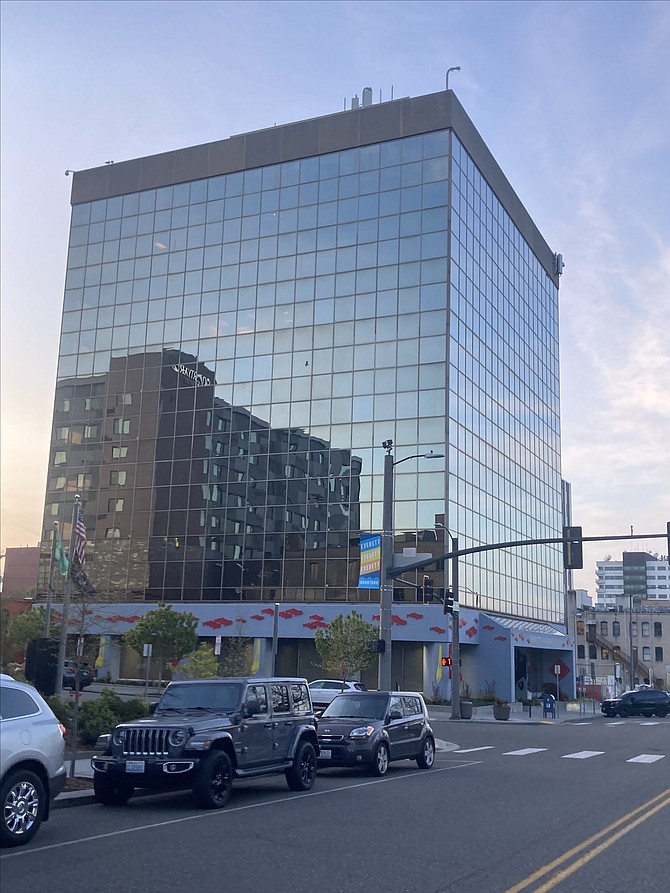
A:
505;788;670;893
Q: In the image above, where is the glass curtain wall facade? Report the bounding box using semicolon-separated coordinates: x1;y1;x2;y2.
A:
39;91;564;622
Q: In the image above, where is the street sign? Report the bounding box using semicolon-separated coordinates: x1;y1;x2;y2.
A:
143;643;153;658
215;635;222;655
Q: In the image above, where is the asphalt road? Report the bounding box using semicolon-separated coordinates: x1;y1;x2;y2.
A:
2;715;668;892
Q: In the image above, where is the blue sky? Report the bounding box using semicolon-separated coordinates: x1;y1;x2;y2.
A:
1;0;669;595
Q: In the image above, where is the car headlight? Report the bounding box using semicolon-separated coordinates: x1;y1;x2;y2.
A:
112;727;126;747
168;729;187;747
350;725;375;739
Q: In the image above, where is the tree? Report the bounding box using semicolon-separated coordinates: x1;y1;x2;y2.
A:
314;610;378;681
179;643;219;679
218;621;252;677
124;604;198;685
4;608;60;654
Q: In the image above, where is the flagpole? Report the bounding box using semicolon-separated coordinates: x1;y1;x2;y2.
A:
43;521;59;638
56;495;81;699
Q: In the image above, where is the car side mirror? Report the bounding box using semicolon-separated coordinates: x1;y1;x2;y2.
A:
388;709;403;721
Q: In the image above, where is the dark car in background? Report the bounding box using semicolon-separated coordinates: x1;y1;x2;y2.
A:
317;690;435;776
600;688;669;718
62;660;93;690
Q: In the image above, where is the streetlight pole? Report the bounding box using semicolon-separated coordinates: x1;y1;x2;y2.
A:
378;440;444;691
628;594;635;692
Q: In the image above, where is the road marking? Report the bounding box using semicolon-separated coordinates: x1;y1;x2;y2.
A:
0;762;476;860
561;750;605;760
639;721;661;726
604;721;626;725
503;748;547;756
504;787;670;893
627;754;666;763
573;722;592;725
453;746;496;753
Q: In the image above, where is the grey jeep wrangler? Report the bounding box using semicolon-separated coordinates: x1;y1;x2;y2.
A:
91;677;319;809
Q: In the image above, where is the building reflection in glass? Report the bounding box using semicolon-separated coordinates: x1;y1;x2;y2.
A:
40;349;361;603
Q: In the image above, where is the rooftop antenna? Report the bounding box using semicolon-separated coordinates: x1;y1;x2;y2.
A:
446;66;461;90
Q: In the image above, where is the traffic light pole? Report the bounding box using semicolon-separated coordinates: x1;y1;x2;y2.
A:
450;538;460;720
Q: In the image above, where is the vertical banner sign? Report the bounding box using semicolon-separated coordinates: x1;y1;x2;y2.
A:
357;534;381;589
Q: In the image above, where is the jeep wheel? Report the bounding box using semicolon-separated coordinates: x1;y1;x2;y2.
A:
93;773;134;806
192;751;233;809
655;706;668;718
369;741;389;777
1;770;45;847
618;706;630;718
285;741;317;792
416;736;435;769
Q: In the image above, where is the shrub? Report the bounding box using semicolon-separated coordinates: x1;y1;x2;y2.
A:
77;700;121;745
44;695;73;728
77;689;150;745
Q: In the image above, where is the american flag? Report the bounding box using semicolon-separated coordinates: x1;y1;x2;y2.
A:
74;505;87;564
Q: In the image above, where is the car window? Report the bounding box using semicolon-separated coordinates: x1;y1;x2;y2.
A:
0;687;41;720
309;681;324;689
354;683;367;691
324;682;344;690
290;682;311;715
245;684;268;714
401;696;421;717
271;684;291;714
389;695;403;715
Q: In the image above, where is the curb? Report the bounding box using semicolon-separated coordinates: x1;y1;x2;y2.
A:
54;790;97;809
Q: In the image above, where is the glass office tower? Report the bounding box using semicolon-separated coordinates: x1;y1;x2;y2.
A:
39;89;564;623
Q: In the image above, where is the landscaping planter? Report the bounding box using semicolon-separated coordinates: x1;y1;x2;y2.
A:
493;703;511;721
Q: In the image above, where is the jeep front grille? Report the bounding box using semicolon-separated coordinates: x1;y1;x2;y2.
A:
121;727;170;757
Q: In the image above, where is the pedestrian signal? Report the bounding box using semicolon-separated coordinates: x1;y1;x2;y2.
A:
441;656;452;667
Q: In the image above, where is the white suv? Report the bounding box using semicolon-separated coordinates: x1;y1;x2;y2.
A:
0;674;66;847
308;679;367;712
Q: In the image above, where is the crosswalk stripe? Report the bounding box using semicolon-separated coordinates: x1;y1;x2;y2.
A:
503;748;547;756
574;722;592;725
562;751;605;759
454;746;496;753
605;721;626;726
627;754;666;764
639;722;661;726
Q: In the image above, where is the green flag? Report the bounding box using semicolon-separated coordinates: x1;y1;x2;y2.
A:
54;532;69;577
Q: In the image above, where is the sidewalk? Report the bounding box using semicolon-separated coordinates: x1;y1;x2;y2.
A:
428;700;600;723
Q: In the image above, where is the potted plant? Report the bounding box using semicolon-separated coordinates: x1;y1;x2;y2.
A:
492;697;511;721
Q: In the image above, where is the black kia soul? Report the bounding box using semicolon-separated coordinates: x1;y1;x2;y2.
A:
316;690;435;776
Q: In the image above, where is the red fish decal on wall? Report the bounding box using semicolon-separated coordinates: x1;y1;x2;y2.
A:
494;636;507;641
406;612;423;620
429;626;446;634
391;615;407;626
250;614;265;621
261;608;275;616
482;624;495;630
465;626;477;638
304;620;329;629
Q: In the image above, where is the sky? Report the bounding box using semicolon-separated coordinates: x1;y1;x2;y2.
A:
1;0;669;597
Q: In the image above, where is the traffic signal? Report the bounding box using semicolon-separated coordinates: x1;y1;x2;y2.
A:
443;588;455;615
423;575;434;602
563;525;583;569
441;656;452;667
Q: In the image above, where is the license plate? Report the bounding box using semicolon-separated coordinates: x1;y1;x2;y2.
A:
126;760;146;773
319;749;331;759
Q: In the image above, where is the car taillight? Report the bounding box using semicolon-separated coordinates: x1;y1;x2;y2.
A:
59;723;67;737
